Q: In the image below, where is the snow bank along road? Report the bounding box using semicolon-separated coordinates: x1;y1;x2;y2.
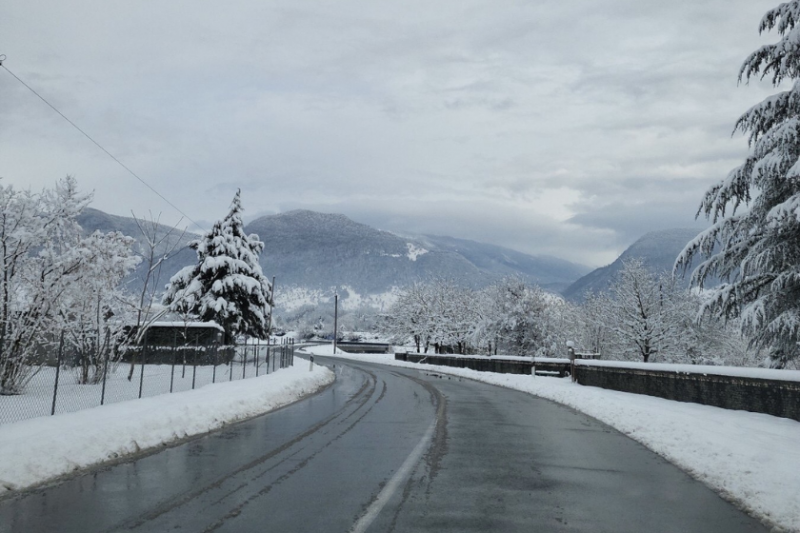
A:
0;364;333;496
339;352;800;531
0;357;772;533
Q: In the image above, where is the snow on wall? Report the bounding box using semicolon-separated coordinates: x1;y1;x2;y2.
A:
575;359;800;383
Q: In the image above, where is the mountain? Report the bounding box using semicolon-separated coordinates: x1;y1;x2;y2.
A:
76;208;198;296
78;207;591;307
248;210;590;295
78;208;589;309
561;228;701;302
417;234;589;291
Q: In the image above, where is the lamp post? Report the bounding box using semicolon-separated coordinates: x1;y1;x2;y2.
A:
333;293;339;355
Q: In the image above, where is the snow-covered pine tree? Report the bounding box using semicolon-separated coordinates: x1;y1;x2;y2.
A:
676;1;800;367
162;190;273;343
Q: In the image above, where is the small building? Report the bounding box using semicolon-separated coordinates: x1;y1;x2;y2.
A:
139;321;225;346
120;318;231;365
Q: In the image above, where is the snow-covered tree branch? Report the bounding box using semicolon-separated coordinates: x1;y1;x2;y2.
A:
0;177;92;393
677;0;800;367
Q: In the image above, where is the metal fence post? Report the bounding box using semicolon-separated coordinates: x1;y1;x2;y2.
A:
51;330;65;416
229;347;234;381
100;328;111;406
192;334;198;390
170;344;177;393
212;345;217;384
242;340;247;380
181;337;187;378
138;335;148;399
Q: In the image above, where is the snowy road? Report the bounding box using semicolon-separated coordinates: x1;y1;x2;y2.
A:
0;357;770;532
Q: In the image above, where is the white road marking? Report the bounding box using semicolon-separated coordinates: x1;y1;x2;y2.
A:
349;417;437;533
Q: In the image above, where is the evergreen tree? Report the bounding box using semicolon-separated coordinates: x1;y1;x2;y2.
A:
677;1;800;367
162;190;273;342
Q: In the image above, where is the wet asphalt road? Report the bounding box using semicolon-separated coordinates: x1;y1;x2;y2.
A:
0;356;770;533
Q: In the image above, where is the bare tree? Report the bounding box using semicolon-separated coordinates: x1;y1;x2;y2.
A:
124;212;188;380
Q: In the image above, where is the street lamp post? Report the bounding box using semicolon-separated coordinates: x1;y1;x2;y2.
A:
333;293;339;355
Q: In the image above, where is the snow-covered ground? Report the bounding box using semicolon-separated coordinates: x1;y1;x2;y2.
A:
0;357;290;425
0;363;334;495
315;348;800;532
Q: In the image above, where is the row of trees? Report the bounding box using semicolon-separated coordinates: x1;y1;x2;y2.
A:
385;262;760;366
385;278;562;357
0;180;274;395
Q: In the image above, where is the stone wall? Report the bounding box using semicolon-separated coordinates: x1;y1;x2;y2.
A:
396;353;800;422
397;353;533;374
574;364;800;422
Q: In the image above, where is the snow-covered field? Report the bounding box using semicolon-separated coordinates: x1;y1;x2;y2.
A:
316;347;800;532
0;355;290;425
0;363;334;495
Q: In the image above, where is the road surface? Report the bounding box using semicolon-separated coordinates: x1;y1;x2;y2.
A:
0;357;770;532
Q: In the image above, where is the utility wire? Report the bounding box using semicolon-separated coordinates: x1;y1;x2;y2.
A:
0;55;204;232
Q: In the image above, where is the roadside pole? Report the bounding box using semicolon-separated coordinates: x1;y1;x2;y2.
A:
51;330;65;416
100;329;111;405
333;293;339;355
138;334;148;399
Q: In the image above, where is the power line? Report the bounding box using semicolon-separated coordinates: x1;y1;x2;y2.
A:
0;55;204;232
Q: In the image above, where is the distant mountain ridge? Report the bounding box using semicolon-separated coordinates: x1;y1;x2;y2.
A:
561;228;702;301
249;210;591;294
77;208;591;302
76;208;197;295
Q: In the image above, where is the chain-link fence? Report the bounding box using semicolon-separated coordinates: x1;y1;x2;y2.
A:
0;336;295;426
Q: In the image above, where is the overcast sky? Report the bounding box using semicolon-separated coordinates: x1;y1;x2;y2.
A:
0;0;783;266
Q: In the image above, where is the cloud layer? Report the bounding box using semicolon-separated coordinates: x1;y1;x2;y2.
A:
0;0;783;266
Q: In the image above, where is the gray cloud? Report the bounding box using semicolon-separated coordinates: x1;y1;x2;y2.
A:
0;0;782;267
